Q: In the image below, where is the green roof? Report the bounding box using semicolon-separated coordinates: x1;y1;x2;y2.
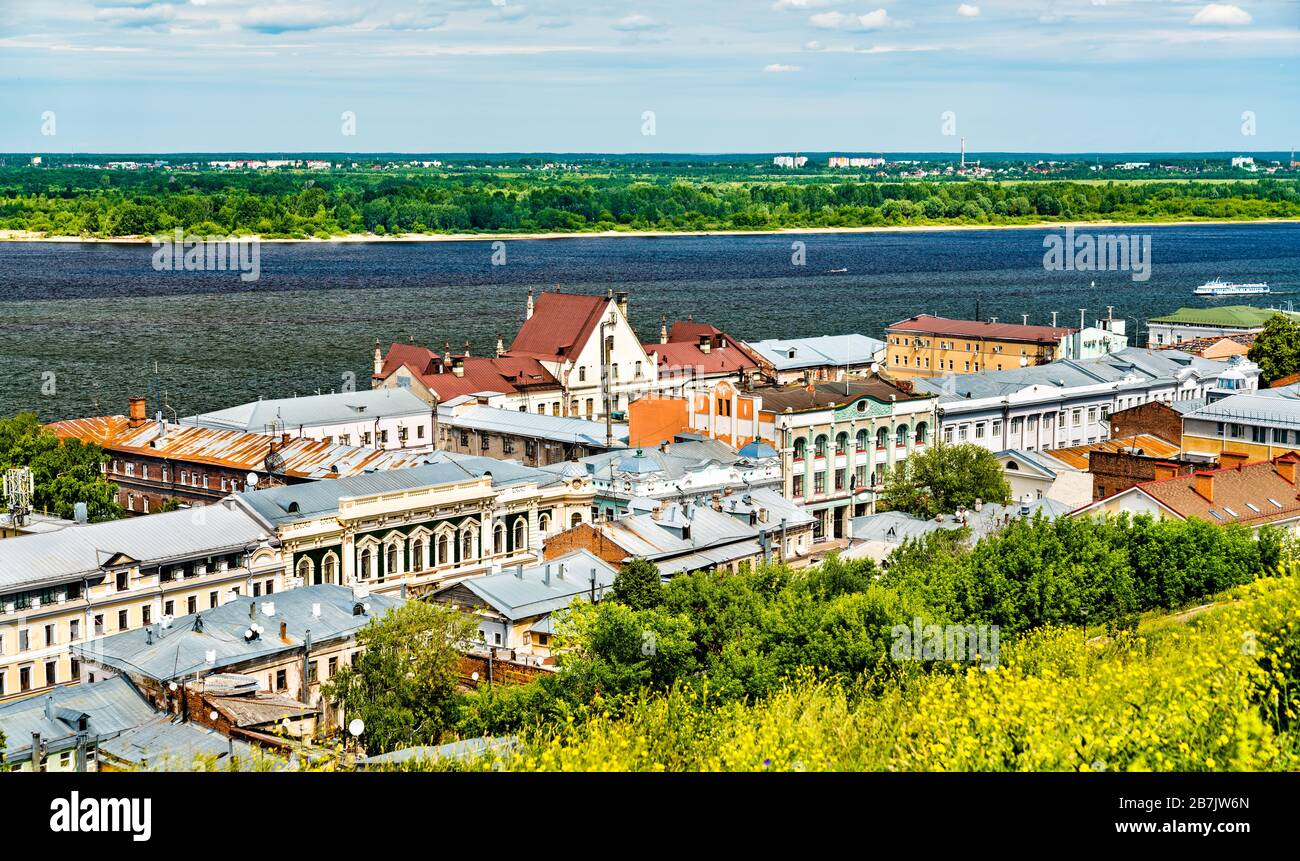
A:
1147;306;1300;328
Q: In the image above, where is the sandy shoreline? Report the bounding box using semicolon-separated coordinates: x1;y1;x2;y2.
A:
1;218;1296;244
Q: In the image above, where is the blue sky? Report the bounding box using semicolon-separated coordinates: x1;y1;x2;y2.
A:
2;0;1298;152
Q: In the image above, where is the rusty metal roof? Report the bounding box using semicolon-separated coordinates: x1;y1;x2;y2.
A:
1045;434;1182;470
49;416;432;479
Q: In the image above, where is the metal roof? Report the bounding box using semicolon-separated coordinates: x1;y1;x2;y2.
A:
182;388;431;433
438;550;618;620
98;715;260;770
746;334;885;371
72;584;404;682
439;403;628;447
1182;386;1300;427
887;314;1075;343
236;451;563;526
0;676;157;762
358;736;519;767
0;503;274;593
1147;305;1300;328
912;348;1243;404
51;416;433;480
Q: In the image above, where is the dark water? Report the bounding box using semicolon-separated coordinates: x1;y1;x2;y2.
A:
2;223;1298;422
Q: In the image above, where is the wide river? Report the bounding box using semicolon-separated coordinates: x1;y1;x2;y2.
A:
2;223;1298;421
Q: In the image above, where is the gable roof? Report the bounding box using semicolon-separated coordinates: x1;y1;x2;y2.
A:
746;334;885;372
645;339;758;376
508;292;610;363
1089;454;1300;526
437;549;618;620
374;344;560;400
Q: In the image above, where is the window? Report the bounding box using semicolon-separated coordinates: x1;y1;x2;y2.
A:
296;557;313;584
210;591;219;609
276;669;287;691
117;609;128;630
578;366;587;382
142;606;151;626
814;472;826;494
308;661;319;684
513;518;526;550
20;666;31;692
1071;409;1082;427
835;432;847;455
975;423;986;440
46;661;57;687
1274;427;1289;444
943;426;954;444
1252;425;1267;443
70;619;80;642
834;468;845;491
792;474;804;496
793;438;807;461
814;435;828;458
116;571;128;591
990;420;1000;439
1087;407;1098;424
856;429;868;450
876;427;888;450
386;543;399;575
45;624;55;647
328;656;338;678
162;601;173;618
480;432;491;451
360;547;373;579
187;596;197;614
19;629;30;652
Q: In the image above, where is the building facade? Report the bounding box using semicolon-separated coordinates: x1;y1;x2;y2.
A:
1145;306;1300;348
885;315;1076;380
436;395;628;467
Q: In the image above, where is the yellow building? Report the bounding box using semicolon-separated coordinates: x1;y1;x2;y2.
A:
885;315;1075;379
1180;386;1300;461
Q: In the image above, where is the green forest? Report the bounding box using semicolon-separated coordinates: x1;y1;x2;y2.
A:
2;167;1297;238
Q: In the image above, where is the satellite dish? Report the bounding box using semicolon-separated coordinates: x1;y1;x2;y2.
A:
348;718;365;737
246;472;260;487
209;711;219;721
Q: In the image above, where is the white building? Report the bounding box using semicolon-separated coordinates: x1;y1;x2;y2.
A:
745;334;886;384
912;348;1259;453
181;388;435;451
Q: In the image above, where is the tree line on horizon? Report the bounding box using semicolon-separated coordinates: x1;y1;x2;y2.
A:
1;168;1297;238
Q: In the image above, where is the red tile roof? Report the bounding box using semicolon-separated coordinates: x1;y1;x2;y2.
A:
887;314;1075;344
644;320;760;377
508;291;609;363
374;343;559;400
1132;453;1300;526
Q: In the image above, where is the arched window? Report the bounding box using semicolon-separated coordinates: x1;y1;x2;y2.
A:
513;518;527;550
386;543;399;576
915;422;928;445
411;538;424;571
494;523;506;555
462;530;475;562
856;429;868;451
834;432;848;455
437;534;449;567
571;512;582;527
896;424;909;447
876;427;888;450
359;547;372;580
814;435;828;458
296;557;313;585
322;554;337;584
793;438;806;461
539;512;551;533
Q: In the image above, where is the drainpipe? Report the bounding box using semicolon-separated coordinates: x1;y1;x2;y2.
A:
301;629;312;705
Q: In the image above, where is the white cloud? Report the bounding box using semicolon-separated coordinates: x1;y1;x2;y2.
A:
803;40;825;51
810;9;893;30
763;63;801;72
95;4;177;29
772;0;842;8
242;5;364;34
957;4;980;17
612;13;663;32
1190;4;1252;25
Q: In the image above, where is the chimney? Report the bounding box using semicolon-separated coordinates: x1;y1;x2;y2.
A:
452;357;465;378
373;339;383;377
463;339;471;358
651;503;664;521
526;288;534;320
543;564;552;585
698;334;711;354
442;342;452;369
279;621;288;642
1152;461;1179;481
128;396;147;429
495;334;505;357
1193;471;1215;503
249;601;257;619
615;291;629;319
660;316;668;345
1219;451;1249;470
1276;455;1298;485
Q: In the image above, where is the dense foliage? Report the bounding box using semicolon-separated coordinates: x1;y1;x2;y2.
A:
3;168;1298;238
321;601;477;754
1247;313;1300;385
0;412;121;521
452;514;1284;744
879;442;1012;517
609;558;665;610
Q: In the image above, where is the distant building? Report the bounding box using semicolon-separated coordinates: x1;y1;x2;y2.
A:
1146;306;1300;348
0;676;155;771
543;435;781;521
828;156;885;168
1043;434;1205;502
1180;386;1300;461
992;449;1093;510
1231;156;1255;169
1156;333;1255;360
543;490;815;576
431;549;618;660
51;396;436;513
773;155;808;168
885;315;1077;379
912;349;1259;453
744;334;885;384
72;584;403;732
437;395;628;466
1075;452;1300;536
645;320;762;395
0;503;280;703
233;452;595;599
844;497;1072;563
181;388;435;451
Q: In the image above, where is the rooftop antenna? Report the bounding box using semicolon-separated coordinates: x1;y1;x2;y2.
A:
3;467;35;527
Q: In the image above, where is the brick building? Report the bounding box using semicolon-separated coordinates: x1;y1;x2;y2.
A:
1107;400;1187;445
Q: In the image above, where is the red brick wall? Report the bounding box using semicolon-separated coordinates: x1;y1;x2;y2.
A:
1089;451;1197;500
542;523;627;567
1108;402;1182;444
458;654;549;687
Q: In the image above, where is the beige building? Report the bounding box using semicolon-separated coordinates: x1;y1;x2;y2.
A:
886;315;1076;379
0;504;281;704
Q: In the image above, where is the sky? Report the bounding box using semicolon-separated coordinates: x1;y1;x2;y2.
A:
1;0;1298;153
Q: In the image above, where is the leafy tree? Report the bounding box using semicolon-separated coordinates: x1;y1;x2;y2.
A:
322;601;477;754
0;412;121;520
1247;313;1300;384
609;558;665;610
879;442;1011;518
